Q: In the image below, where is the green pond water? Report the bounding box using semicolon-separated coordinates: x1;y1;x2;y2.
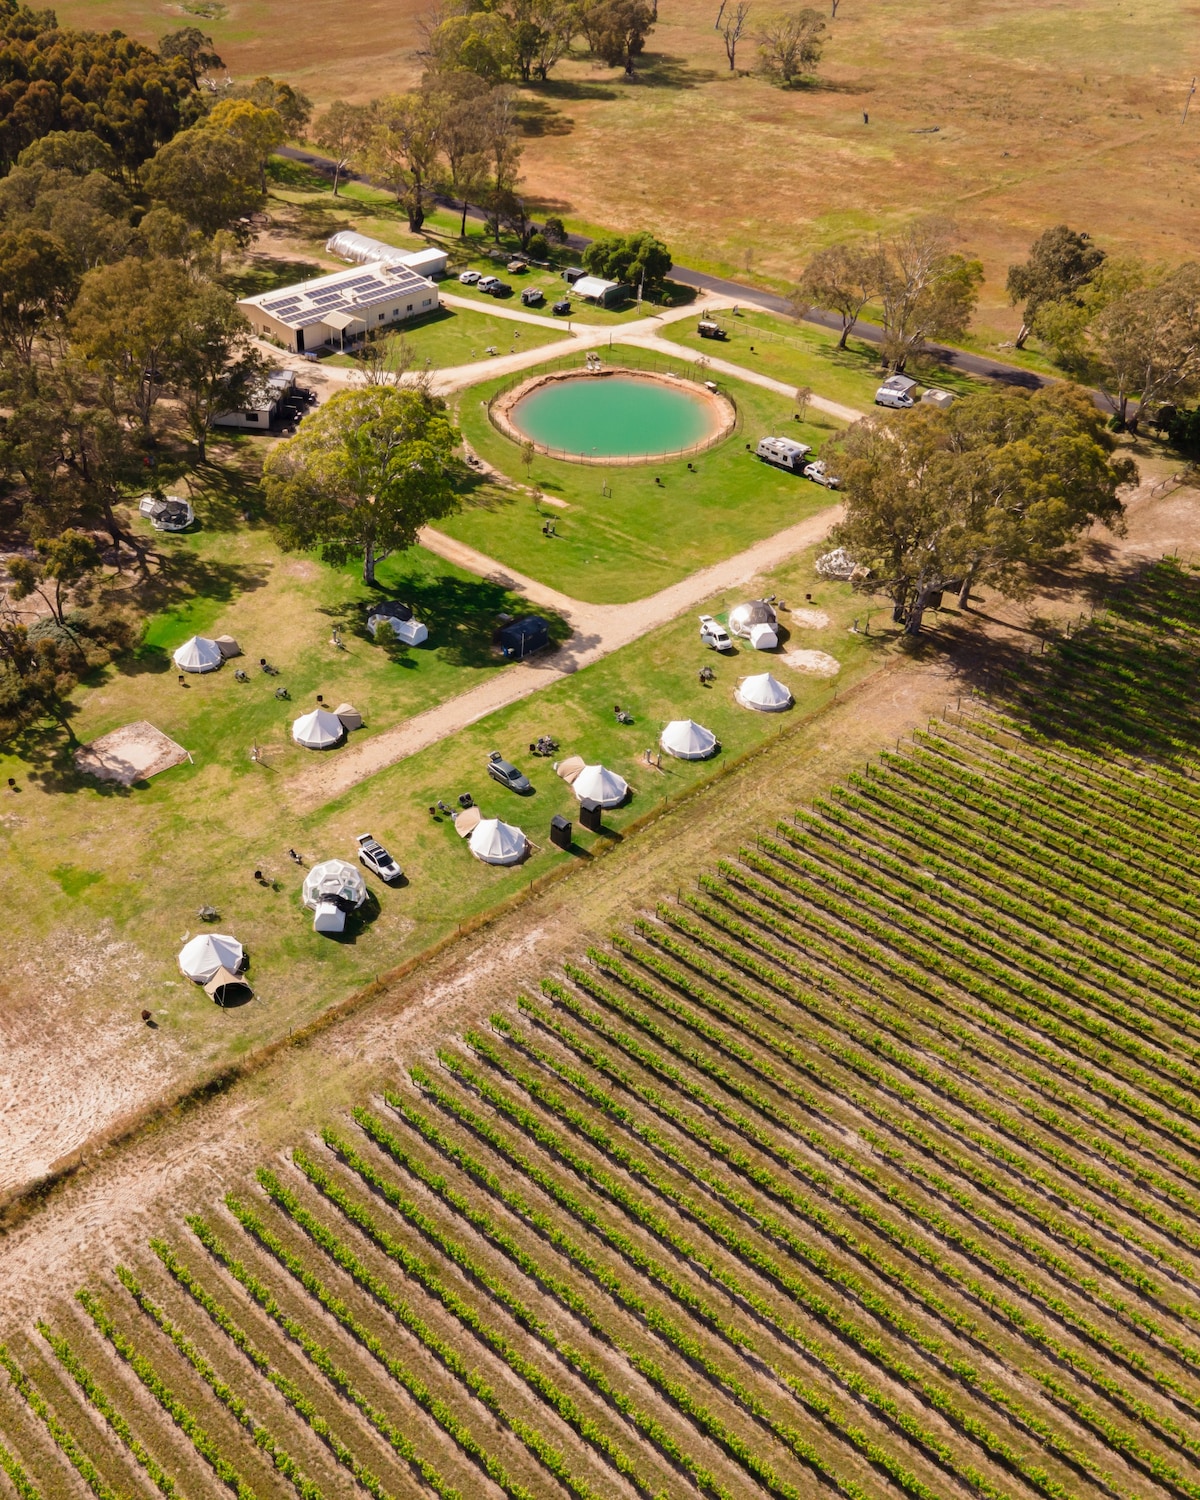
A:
511;374;713;458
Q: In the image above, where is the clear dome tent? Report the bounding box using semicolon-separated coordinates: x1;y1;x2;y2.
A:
735;672;793;713
178;932;244;983
292;708;345;749
728;600;777;638
302;859;368;934
173;635;223;673
660;719;718;761
573;764;629;808
469;817;528;865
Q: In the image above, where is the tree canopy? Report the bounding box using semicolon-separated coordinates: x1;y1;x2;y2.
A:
262;387;462;584
582;230;672;290
831;384;1132;634
1006;225;1105;349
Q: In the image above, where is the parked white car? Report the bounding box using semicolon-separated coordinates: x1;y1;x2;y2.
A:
477;275;500;293
803;460;840;489
458;269;481;284
699;614;733;652
356;833;402;882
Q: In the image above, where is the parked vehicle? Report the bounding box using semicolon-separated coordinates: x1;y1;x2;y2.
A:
552;299;572;315
507;258;528;273
697;320;727;340
486;750;533;793
699;614;734;652
458;269;481;284
477;275;500;292
521;287;545;306
356;833;402;882
488;281;513;298
875;374;917;409
755;436;811;472
803;459;840;489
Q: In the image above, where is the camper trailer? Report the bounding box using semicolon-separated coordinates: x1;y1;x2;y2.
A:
756;436;812;472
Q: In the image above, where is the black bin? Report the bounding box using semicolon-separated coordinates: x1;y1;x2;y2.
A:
578;798;602;833
550;814;572;850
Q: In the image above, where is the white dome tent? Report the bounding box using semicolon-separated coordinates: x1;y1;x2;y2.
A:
729;600;777;638
292;708;345;750
302;859;368;934
178;932;244;983
573;764;629;808
173;635;223;673
735;672;793;713
660;719;718;761
469;818;528;865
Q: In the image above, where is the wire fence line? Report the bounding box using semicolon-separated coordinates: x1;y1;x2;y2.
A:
484;347;741;466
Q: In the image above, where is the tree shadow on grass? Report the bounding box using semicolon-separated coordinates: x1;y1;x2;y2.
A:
532;76;620;103
630;53;720;88
515;97;575;137
222;256;325;300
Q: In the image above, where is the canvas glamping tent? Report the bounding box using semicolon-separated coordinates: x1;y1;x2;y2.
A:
178;932;245;984
735;672;793;712
469;817;528;865
302;858;368;933
173;635;223;673
292;708;345;749
660;719;718;760
573;764;629;808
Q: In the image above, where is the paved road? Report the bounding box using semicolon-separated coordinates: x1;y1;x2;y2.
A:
277;144;1050;394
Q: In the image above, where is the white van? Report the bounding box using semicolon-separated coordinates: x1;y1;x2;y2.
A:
756;436;811;472
875;374;918;409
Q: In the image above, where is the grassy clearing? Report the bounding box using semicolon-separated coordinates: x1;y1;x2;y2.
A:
0;533;883;1117
446;345;843;603
19;565;1200;1500
316;304;569;371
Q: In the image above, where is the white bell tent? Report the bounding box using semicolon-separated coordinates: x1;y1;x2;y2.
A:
660;719;718;760
469;818;528;865
573;764;629;808
735;672;793;713
292;708;345;749
173;635;223;673
178;932;244;983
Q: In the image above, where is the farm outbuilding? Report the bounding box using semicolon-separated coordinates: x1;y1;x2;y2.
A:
572;275;624;306
326;233;448;279
237;264;439;354
213;369;295;430
498;615;550;659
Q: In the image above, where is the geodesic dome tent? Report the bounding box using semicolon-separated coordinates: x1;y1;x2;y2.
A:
173;635;223;673
573;764;629;808
178;932;245;983
660;719;718;761
469;818;528;865
302;859;367;911
292;708;345;749
735;672;793;713
728;600;777;638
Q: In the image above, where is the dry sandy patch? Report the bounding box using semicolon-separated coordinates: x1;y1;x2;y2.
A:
782;649;841;676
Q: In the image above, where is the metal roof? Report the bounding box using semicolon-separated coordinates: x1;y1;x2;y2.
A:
239;262;436;329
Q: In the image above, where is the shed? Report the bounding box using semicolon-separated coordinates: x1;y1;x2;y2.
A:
498;615;550;659
921;388;956;410
572;276;624;305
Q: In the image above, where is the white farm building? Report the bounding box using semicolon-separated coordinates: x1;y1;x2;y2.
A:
237;262;440;354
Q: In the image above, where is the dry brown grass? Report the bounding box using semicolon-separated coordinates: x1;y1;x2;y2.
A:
55;0;1200;331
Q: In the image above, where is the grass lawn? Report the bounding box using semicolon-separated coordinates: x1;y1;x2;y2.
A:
316;305;569;371
667;308;985;410
444;345;843;603
0;538;891;1094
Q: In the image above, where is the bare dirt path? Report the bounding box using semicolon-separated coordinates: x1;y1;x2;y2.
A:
286;502;841;811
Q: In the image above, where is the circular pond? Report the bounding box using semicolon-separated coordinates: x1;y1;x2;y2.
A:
495;370;733;464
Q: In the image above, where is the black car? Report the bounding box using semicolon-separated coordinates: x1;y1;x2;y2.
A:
552;299;571;316
486;750;532;794
489;281;513;298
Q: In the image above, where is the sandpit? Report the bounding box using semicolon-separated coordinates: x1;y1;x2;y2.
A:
781;649;841;677
790;608;831;629
75;722;189;784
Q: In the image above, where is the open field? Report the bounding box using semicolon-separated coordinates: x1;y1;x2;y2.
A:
316;306;569;372
0;522;883;1200
447;346;843;603
50;0;1200;339
7;561;1200;1499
